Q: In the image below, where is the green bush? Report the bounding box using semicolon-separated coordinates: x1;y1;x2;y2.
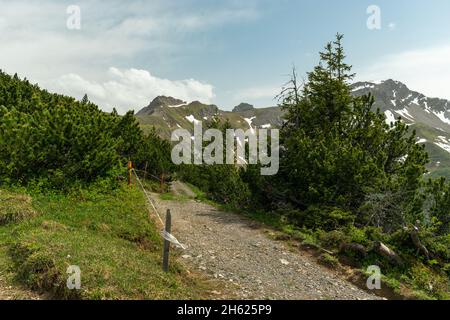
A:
318;253;339;268
288;206;355;231
179;164;251;209
345;225;370;246
0;71;171;191
317;229;349;250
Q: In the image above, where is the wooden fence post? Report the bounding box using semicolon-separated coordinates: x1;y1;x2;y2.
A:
127;161;133;187
162;209;171;272
144;161;148;181
160;173;165;192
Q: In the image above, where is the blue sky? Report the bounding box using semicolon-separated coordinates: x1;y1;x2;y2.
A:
1;0;450;112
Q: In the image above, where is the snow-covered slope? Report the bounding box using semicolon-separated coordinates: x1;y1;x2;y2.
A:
352;80;450;177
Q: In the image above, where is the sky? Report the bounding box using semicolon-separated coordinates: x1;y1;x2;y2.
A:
1;0;450;113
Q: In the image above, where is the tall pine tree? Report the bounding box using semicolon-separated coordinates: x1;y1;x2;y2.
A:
274;34;428;230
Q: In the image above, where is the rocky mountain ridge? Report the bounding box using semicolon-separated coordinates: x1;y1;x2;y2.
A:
136;80;450;177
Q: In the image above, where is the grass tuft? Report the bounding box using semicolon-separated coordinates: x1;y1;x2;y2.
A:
0;190;37;225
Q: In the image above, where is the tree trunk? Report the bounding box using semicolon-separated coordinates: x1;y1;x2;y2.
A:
410;226;430;259
374;241;403;266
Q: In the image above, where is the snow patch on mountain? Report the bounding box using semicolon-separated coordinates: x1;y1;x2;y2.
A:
384;110;397;125
352;83;375;91
186;115;200;125
434;111;450;125
244;117;256;134
423;99;431;113
411;96;420;105
435;136;450;153
395;108;414;122
417;138;427;144
403;93;412;100
169;103;186;108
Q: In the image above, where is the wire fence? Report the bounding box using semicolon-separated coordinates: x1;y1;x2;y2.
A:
133;168;163;183
132;168;186;250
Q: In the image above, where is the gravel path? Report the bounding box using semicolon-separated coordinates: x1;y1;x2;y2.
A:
153;185;383;300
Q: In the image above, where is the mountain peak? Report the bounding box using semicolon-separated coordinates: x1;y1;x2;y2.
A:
149;96;186;108
351;79;450;126
233;103;254;113
352;79;414;101
137;96;186;115
378;79;410;92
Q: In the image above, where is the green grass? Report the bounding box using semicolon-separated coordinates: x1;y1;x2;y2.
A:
0;185;209;299
184;183;211;202
159;193;191;202
318;253;340;268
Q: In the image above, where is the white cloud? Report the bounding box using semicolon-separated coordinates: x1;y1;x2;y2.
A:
50;67;215;114
0;0;259;112
0;1;159;84
110;6;259;36
357;44;450;100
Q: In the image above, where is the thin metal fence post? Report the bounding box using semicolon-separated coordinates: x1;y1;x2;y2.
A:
162;209;171;272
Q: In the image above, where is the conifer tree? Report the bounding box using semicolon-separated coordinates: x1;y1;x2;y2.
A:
81;94;89;105
275;34;428;230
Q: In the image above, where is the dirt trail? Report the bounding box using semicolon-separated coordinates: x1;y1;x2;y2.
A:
153;182;382;300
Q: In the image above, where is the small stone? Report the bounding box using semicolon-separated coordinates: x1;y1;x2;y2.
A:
181;255;192;259
280;259;290;265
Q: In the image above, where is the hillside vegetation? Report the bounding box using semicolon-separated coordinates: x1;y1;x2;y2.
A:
0;71;173;190
0;70;197;299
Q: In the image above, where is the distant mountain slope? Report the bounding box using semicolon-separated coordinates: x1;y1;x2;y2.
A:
136;80;450;178
351;80;450;178
136;98;285;138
